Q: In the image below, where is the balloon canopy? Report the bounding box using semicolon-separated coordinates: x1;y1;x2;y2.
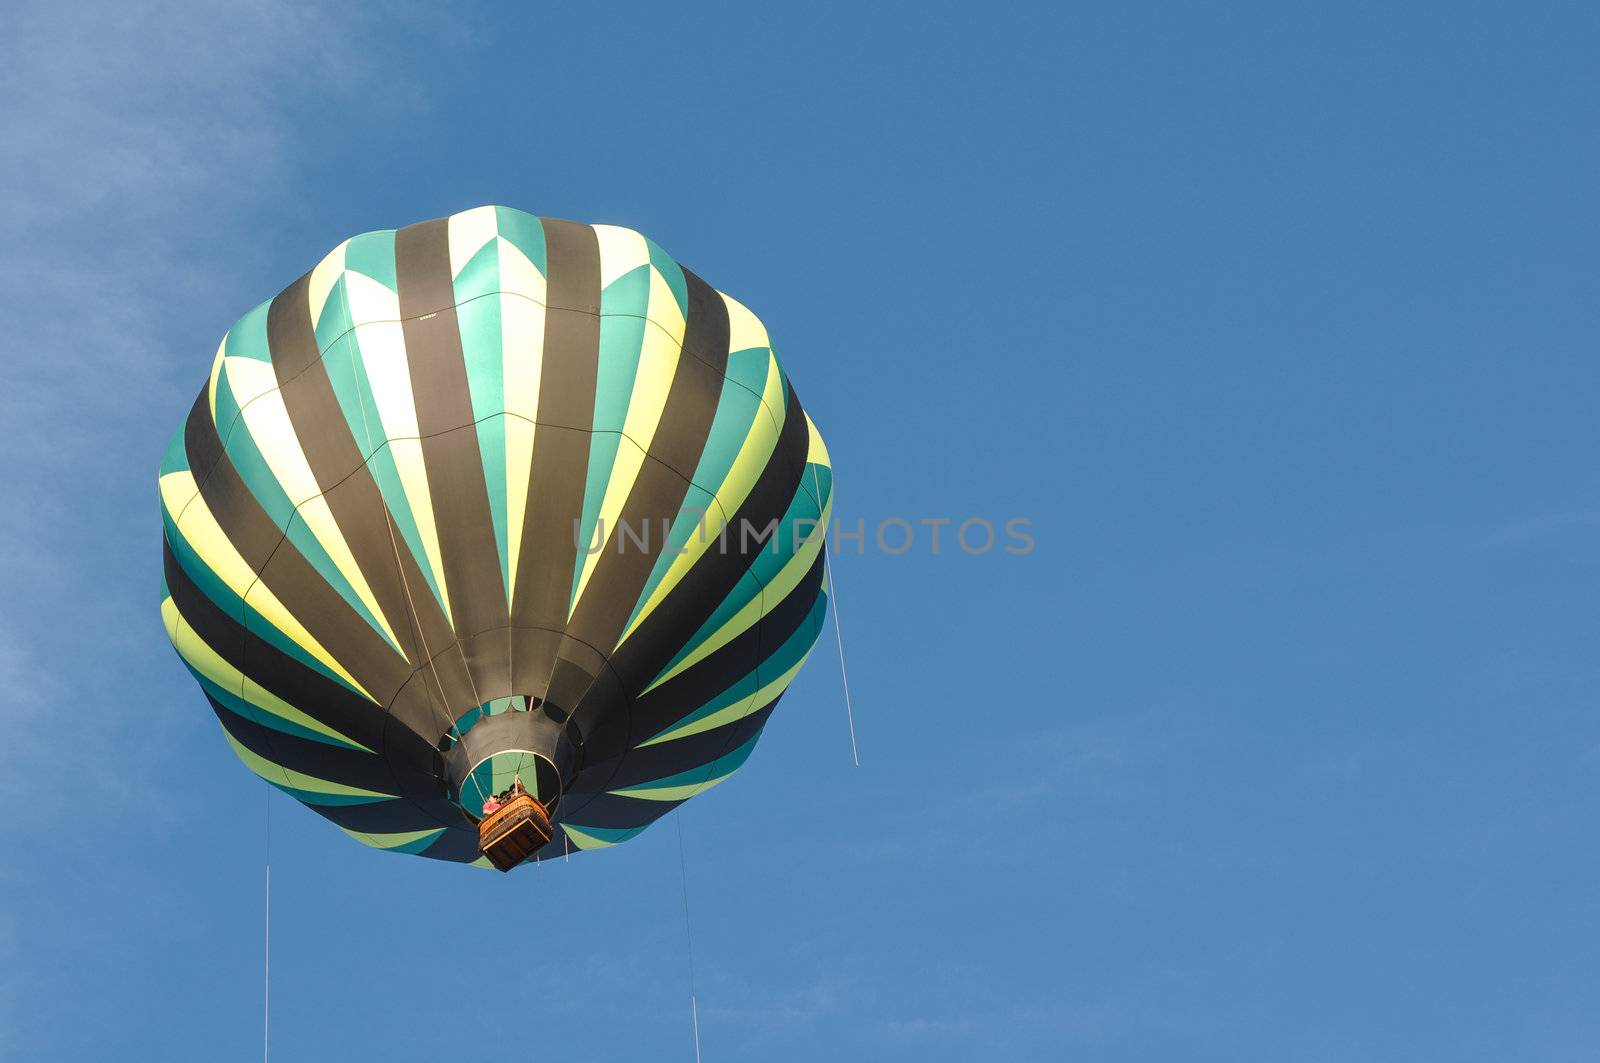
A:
159;207;833;868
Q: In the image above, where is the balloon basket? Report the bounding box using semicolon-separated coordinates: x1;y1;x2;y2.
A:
478;793;553;872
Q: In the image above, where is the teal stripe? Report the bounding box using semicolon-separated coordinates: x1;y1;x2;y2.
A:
494;207;546;276
272;784;390;808
366;444;449;614
565;823;646;846
191;669;364;750
453;234;502;305
622;732;762;794
570;266;651;609
343;230;397;292
313;273;352;355
209;358;244;455
645;238;688;319
621;354;769;631
642;593;827;744
160;426;189;477
724;345;772;397
224;299;274;362
452;252;512;598
390;830;447;855
803;462;834;511
621;483;719;635
645;478;823;685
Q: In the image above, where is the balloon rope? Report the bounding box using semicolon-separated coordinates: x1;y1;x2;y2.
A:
675;811;703;1063
811;465;859;766
263;786;271;1063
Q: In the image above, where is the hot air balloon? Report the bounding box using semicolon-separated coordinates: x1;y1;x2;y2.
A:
159;207;832;870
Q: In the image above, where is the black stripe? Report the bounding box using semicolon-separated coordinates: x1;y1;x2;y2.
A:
167;540;377;749
395;218;508;699
416;827;482;863
509;219;602;699
266;270;473;728
624;548;824;743
210;696;397;795
559;704;775;833
562;269;730;662
180;393;414;709
167;540;448;803
600;701;780;792
605;380;812;695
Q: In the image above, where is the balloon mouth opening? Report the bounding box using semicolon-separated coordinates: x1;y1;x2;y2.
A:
439;698;579;868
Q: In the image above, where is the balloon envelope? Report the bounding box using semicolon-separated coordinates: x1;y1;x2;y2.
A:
159;207;832;866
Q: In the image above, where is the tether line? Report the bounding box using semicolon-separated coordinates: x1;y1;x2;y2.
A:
263;786;272;1063
812;465;859;766
675;810;703;1063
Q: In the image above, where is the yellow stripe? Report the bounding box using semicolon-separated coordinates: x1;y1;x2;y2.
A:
221;728;395;799
447;206;498;279
617;353;785;647
338;825;445;851
498;235;548;306
347;307;454;626
638;652;813;747
344;264;400;328
641;491;830;693
568;232;686;614
717;349;787;517
163;597;372;751
499;241;547;596
569;322;681;616
307;239;350;328
159;470;375;699
722;291;770;353
610;768;740;803
206;336;225;423
563;824;623;850
649;262;688;346
805;411;831;471
225;358;405;656
593;224;649;288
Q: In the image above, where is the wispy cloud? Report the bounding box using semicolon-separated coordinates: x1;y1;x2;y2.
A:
0;0;446;797
1465;510;1600;553
0;3;448;1053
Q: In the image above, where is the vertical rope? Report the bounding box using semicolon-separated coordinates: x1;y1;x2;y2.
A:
812;465;859;766
263;786;272;1063
675;810;703;1063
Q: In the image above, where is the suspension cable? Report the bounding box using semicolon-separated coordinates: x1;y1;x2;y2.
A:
811;465;859;766
675;810;703;1063
263;786;272;1063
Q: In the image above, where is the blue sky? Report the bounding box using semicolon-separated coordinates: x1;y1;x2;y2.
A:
4;2;1599;1059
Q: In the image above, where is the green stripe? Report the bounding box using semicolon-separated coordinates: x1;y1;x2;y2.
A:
641;594;826;745
646;480;823;686
610;732;762;799
452;250;512;595
343;230;397;292
494;207;546;276
191;667;367;751
570;265;651;609
223;300;274;362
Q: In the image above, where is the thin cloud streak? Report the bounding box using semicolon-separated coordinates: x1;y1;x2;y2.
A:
0;4;444;1054
1465;511;1600;553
